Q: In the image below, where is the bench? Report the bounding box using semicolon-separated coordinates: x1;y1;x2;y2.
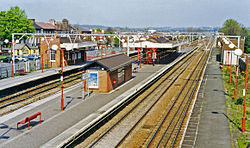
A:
17;112;41;130
17;69;27;75
133;67;138;73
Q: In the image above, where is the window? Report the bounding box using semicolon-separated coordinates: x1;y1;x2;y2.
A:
67;52;70;60
78;53;81;59
50;49;55;61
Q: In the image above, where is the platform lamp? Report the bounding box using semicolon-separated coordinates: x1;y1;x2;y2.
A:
52;44;64;111
229;43;235;83
241;52;248;133
218;41;221;55
233;49;243;101
4;39;19;77
224;40;230;73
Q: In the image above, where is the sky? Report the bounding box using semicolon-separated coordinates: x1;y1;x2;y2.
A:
0;0;249;28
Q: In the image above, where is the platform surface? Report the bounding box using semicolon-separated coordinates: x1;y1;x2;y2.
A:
181;48;232;148
0;61;170;148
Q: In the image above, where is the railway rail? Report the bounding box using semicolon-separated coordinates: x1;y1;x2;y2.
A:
60;37;214;148
0;71;83;116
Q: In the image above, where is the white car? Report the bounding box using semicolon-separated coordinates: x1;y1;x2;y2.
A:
15;56;27;62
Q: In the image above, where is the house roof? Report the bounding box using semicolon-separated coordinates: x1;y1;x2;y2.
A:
59;37;83;43
33;23;42;29
73;25;90;32
35;22;56;30
84;54;134;72
148;36;169;43
14;44;26;50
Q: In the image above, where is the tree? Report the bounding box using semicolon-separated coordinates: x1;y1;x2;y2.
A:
105;27;115;34
220;19;246;37
95;28;102;32
244;30;250;53
0;6;35;42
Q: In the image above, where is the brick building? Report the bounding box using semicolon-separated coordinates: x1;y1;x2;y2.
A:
40;37;97;68
83;54;134;93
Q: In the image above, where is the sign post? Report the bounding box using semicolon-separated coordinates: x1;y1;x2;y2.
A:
81;72;89;99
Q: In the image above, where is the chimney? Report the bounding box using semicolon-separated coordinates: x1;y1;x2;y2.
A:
49;19;56;25
62;19;68;27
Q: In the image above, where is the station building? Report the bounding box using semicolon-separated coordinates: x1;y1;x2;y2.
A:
40;37;97;68
123;36;188;64
82;54;134;93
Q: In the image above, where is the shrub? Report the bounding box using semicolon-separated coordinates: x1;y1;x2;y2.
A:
235;98;244;105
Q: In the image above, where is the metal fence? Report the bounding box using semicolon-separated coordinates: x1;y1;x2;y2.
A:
239;57;249;72
0;60;40;78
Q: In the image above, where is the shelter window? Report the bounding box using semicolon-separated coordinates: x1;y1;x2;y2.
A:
78;53;81;59
118;68;124;84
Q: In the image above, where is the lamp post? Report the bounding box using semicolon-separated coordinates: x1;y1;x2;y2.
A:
218;41;221;55
234;48;248;132
41;54;43;73
52;44;64;111
242;53;248;133
4;39;19;77
218;37;221;55
46;50;49;69
234;49;243;101
153;48;156;66
229;43;235;83
224;40;230;73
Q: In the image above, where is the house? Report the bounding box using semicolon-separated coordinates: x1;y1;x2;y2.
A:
31;19;56;34
14;43;39;56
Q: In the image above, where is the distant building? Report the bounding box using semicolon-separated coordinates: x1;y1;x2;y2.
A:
14;44;39;56
40;37;97;68
31;18;92;34
30;19;56;34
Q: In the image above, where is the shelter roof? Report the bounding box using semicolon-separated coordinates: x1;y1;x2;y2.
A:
84;54;134;71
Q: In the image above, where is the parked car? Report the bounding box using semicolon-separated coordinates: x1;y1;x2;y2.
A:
21;56;29;61
1;57;19;63
15;56;27;62
27;55;39;61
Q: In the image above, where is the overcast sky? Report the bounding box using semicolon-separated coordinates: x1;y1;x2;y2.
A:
0;0;249;28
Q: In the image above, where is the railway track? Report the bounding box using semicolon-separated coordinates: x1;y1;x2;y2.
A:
70;37;215;148
0;71;83;116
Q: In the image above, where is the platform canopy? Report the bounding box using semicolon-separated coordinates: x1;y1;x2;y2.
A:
59;37;97;51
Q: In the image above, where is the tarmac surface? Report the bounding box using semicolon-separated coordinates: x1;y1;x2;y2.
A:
181;48;232;148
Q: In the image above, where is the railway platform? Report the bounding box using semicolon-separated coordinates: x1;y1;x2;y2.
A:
0;59;174;148
0;52;136;97
0;63;86;93
181;48;232;148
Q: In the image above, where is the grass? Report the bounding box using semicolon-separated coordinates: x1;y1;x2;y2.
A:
222;66;250;148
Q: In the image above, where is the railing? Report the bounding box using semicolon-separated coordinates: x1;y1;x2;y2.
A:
0;60;41;79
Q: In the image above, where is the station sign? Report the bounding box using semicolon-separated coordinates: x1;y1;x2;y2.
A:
81;73;89;80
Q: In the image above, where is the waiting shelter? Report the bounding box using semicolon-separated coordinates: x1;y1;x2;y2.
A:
82;54;134;93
